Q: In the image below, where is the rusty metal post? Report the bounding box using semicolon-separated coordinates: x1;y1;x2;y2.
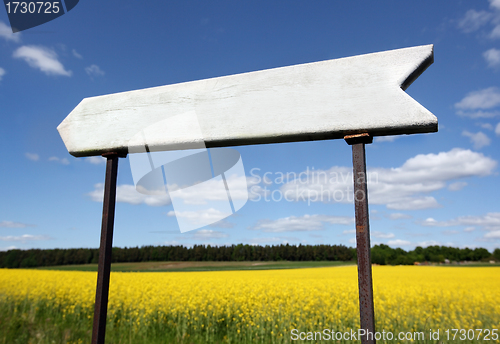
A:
91;152;124;344
345;133;375;344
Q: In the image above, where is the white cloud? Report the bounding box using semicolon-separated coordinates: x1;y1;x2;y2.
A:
387;239;411;246
491;0;500;10
0;221;34;228
420;217;440;227
185;229;229;240
464;227;476;232
496;122;500;135
0;67;5;81
85;64;105;77
419;213;500;231
491;2;500;39
492;25;500;38
484;48;500;67
417;240;441;247
25;152;39;161
248;236;301;245
478;122;494;130
456;87;500;118
167;175;255;205
388;213;412;220
395;148;495;179
387;197;440;210
162;240;180;246
485;230;500;238
209;219;235;229
0;246;17;251
280;148;496;210
13;45;72;76
455;87;500;110
167;208;231;227
89;183;171;206
88;174;259;208
458;10;493;33
457;3;500;39
457;110;500;118
448;181;467;191
0;21;20;42
342;229;355;234
460;214;500;230
250;214;353;233
372;231;395;239
462;130;491;149
119;184;170;206
374;136;398;143
86;156;106;165
72;49;83;59
48;156;70;165
0;234;51;242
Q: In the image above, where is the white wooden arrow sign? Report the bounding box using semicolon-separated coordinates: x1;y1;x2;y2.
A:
58;44;437;157
62;45;439;344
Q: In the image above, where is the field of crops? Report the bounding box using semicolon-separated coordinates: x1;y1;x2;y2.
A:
0;266;499;343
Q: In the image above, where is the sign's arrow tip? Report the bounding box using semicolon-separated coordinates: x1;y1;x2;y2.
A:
400;44;434;91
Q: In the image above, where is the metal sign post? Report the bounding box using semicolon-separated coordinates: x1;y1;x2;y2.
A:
345;133;376;344
91;153;124;344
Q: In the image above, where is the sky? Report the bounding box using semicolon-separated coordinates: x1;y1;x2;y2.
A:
0;0;500;253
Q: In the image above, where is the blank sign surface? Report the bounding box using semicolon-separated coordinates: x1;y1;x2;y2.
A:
58;45;437;157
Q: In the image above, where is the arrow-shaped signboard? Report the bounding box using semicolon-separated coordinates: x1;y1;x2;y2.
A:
58;44;437;157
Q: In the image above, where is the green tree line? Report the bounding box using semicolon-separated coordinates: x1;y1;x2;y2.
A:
0;244;498;268
371;244;498;265
0;244;354;268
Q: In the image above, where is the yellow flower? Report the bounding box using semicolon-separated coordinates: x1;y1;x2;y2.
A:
0;266;498;342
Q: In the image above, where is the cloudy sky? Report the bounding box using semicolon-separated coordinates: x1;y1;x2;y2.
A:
1;1;499;252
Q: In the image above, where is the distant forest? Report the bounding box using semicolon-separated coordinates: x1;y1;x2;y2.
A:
0;244;499;269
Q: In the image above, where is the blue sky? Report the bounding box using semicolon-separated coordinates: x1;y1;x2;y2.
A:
1;0;500;252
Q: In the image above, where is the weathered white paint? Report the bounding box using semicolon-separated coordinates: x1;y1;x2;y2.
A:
58;45;437;157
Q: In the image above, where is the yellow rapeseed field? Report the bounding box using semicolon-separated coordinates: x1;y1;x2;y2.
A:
0;266;499;343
